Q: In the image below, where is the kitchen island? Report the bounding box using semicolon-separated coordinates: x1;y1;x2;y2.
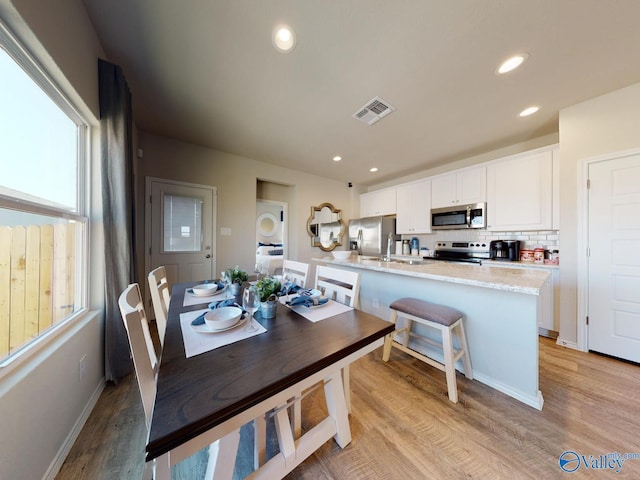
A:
314;256;551;410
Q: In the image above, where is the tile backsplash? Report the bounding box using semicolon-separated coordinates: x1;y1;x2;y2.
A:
401;229;560;253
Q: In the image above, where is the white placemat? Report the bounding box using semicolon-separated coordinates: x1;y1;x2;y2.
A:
179;309;266;358
279;296;353;322
183;286;234;307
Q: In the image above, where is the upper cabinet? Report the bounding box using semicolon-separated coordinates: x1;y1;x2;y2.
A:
360;186;397;217
431;166;486;208
396;178;431;234
486;149;553;231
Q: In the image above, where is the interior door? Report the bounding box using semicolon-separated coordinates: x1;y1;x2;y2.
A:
146;177;216;292
588;153;640;362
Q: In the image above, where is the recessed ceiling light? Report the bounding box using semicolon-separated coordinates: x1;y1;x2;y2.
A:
496;53;529;75
370;167;378;172
333;156;342;162
272;25;296;52
519;106;540;117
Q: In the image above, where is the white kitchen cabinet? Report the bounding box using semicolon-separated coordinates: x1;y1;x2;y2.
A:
396;179;431;234
486;150;553;231
431;165;486;208
360;187;396;217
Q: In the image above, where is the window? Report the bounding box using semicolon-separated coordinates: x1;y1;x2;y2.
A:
0;24;88;364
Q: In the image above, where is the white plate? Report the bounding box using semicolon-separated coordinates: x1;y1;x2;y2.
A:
189;284;226;297
298;288;322;299
204;306;242;329
190;283;219;296
192;316;246;333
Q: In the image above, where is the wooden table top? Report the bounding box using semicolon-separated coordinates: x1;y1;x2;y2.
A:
146;282;394;461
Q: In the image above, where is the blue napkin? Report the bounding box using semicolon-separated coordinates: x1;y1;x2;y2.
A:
191;299;244;326
278;284;302;296
208;298;236;310
286;296;329;308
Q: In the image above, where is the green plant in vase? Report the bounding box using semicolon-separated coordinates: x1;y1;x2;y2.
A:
225;265;248;284
254;276;281;319
225;266;248;295
254;276;282;302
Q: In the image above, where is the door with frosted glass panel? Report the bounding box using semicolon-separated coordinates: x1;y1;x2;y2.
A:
147;178;216;290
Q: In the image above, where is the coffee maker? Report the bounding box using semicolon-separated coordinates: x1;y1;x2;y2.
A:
490;240;520;261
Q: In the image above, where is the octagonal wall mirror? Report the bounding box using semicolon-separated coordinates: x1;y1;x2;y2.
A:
307;203;345;251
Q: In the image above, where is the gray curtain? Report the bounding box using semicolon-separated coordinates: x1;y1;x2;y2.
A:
99;58;137;382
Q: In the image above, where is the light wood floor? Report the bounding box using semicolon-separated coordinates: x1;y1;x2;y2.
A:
56;337;640;479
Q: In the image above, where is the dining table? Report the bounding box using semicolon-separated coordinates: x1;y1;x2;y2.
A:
146;281;395;479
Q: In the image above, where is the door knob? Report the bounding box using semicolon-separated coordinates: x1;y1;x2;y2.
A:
205;254;211;259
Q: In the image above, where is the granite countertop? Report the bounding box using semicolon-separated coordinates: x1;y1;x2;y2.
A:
316;255;551;295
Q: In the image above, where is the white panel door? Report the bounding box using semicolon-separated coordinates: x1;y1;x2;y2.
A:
146;177;216;291
588;154;640;362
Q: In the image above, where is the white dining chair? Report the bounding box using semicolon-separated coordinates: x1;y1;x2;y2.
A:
147;266;171;349
314;265;361;309
289;265;362;439
282;259;309;288
119;283;255;479
118;283;159;430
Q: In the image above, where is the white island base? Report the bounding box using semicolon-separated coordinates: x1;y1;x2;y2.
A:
318;259;548;410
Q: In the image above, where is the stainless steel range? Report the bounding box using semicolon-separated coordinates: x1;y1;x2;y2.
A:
430;241;490;264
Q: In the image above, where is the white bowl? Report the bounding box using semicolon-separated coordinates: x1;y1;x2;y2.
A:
331;251;352;260
191;283;218;296
204;307;242;330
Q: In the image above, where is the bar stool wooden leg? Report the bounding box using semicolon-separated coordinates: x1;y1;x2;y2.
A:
457;320;473;380
441;325;458;403
382;309;397;362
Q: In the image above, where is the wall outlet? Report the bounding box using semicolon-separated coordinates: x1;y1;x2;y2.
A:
220;227;232;236
79;354;87;381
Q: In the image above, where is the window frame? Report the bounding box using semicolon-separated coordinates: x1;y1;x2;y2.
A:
0;20;90;368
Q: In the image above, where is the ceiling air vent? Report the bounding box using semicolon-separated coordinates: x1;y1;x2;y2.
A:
353;96;396;125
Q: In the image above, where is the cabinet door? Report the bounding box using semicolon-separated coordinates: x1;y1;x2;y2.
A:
487;151;553;231
431;166;486;208
431;173;457;208
360;187;396;217
396;179;431;234
537;273;553;330
457;166;486;205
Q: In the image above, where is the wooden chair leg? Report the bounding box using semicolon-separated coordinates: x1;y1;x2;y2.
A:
204;430;241;480
254;415;266;469
342;366;351;414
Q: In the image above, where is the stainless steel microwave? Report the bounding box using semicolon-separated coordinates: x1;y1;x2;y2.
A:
431;203;487;230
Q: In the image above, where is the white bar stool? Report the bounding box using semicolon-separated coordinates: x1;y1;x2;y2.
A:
382;297;473;403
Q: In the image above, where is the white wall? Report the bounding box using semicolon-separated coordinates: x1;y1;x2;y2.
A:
136;131;356;283
557;82;640;346
0;1;106;479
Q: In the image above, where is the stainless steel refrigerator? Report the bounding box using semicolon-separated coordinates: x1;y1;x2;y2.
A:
348;216;397;257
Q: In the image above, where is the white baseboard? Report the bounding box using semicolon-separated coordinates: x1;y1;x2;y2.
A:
555;338;580;350
43;378;106;480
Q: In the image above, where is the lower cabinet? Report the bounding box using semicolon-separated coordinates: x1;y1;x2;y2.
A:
485;262;559;333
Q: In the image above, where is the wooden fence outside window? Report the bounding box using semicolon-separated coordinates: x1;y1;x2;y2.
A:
0;223;75;359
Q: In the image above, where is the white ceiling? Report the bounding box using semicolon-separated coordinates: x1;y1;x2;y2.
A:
82;0;640;186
